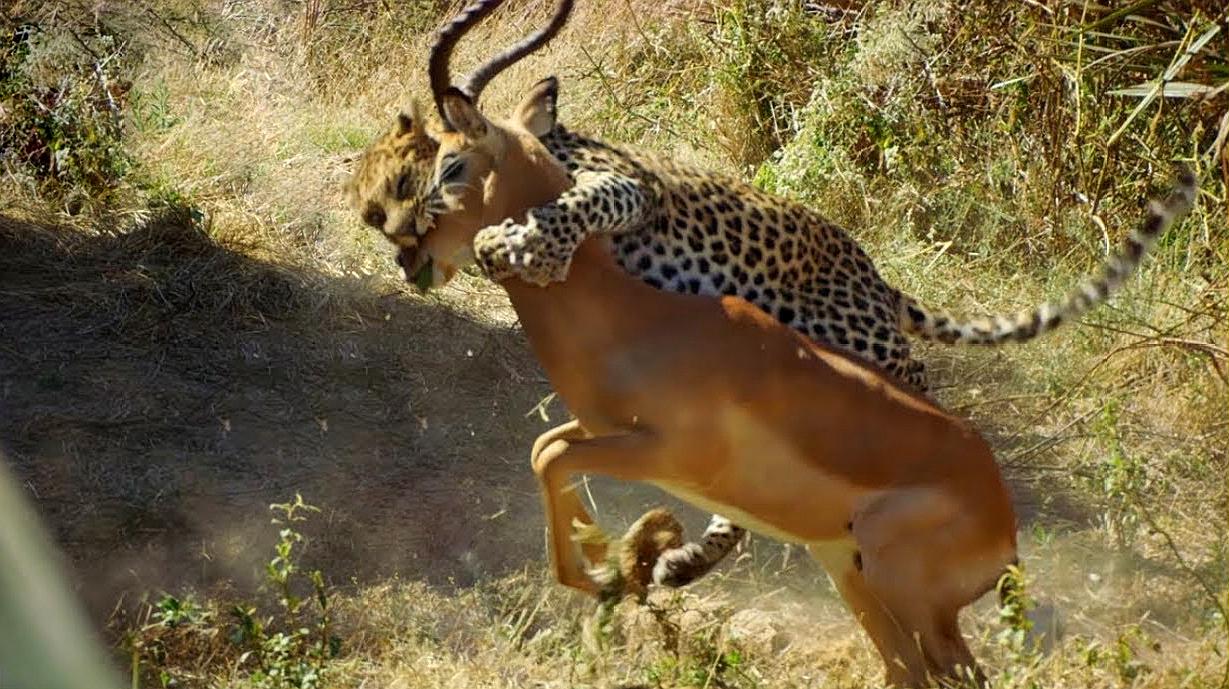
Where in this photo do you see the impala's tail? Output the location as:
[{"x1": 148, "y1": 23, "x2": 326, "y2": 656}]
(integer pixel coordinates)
[{"x1": 898, "y1": 167, "x2": 1196, "y2": 345}]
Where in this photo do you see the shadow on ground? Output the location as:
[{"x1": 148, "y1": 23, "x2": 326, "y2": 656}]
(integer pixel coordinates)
[{"x1": 0, "y1": 208, "x2": 581, "y2": 620}]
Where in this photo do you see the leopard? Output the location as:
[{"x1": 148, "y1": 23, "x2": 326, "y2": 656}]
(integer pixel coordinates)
[{"x1": 346, "y1": 0, "x2": 1194, "y2": 592}]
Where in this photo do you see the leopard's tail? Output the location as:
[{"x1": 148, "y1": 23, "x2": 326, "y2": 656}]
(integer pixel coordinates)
[{"x1": 898, "y1": 167, "x2": 1196, "y2": 346}]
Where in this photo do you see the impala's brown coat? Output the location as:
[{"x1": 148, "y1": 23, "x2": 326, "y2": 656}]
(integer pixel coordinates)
[{"x1": 400, "y1": 83, "x2": 1019, "y2": 687}]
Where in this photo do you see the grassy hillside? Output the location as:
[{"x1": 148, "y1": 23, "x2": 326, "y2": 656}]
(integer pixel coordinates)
[{"x1": 1, "y1": 1, "x2": 1226, "y2": 687}]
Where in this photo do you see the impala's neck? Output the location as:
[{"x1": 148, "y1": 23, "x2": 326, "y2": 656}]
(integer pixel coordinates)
[
  {"x1": 481, "y1": 133, "x2": 652, "y2": 387},
  {"x1": 482, "y1": 129, "x2": 648, "y2": 327},
  {"x1": 500, "y1": 235, "x2": 650, "y2": 358},
  {"x1": 481, "y1": 130, "x2": 572, "y2": 225}
]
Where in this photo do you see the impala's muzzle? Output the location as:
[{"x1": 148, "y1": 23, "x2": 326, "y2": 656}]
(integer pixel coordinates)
[{"x1": 396, "y1": 247, "x2": 435, "y2": 292}]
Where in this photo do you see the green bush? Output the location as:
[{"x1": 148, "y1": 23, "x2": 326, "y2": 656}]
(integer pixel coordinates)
[{"x1": 1, "y1": 19, "x2": 134, "y2": 208}]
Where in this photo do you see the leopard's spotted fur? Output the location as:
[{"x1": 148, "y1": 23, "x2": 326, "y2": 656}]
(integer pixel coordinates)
[{"x1": 539, "y1": 126, "x2": 927, "y2": 388}]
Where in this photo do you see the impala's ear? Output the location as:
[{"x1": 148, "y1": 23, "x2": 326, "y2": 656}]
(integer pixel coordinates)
[
  {"x1": 514, "y1": 76, "x2": 559, "y2": 137},
  {"x1": 440, "y1": 87, "x2": 488, "y2": 139}
]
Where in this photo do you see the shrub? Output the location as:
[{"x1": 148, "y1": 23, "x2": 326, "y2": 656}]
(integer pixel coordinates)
[{"x1": 0, "y1": 18, "x2": 134, "y2": 209}]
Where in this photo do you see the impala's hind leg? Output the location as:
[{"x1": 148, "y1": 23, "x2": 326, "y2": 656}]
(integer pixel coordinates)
[
  {"x1": 851, "y1": 489, "x2": 1007, "y2": 686},
  {"x1": 927, "y1": 607, "x2": 982, "y2": 685},
  {"x1": 808, "y1": 543, "x2": 923, "y2": 687},
  {"x1": 870, "y1": 578, "x2": 981, "y2": 687},
  {"x1": 532, "y1": 430, "x2": 663, "y2": 595}
]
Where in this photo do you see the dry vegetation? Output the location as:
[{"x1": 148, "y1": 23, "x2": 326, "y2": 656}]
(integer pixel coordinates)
[{"x1": 1, "y1": 1, "x2": 1226, "y2": 687}]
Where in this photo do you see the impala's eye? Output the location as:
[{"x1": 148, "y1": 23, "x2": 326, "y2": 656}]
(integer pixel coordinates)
[
  {"x1": 363, "y1": 205, "x2": 386, "y2": 229},
  {"x1": 395, "y1": 172, "x2": 414, "y2": 200},
  {"x1": 437, "y1": 154, "x2": 464, "y2": 183}
]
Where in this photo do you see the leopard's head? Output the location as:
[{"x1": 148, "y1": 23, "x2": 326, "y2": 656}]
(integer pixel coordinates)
[
  {"x1": 345, "y1": 0, "x2": 572, "y2": 290},
  {"x1": 345, "y1": 101, "x2": 448, "y2": 289}
]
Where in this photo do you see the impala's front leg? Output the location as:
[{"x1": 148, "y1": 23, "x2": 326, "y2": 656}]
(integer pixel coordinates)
[
  {"x1": 529, "y1": 420, "x2": 610, "y2": 568},
  {"x1": 531, "y1": 429, "x2": 663, "y2": 595},
  {"x1": 473, "y1": 170, "x2": 652, "y2": 286}
]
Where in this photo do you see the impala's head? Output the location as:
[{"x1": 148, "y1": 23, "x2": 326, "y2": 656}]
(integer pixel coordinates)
[
  {"x1": 408, "y1": 77, "x2": 569, "y2": 286},
  {"x1": 345, "y1": 0, "x2": 572, "y2": 290}
]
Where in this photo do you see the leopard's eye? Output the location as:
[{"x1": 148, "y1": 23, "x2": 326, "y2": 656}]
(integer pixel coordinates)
[
  {"x1": 395, "y1": 172, "x2": 414, "y2": 201},
  {"x1": 363, "y1": 205, "x2": 387, "y2": 229}
]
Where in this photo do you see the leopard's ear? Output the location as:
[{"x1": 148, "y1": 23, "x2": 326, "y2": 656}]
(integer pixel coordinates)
[
  {"x1": 396, "y1": 111, "x2": 414, "y2": 134},
  {"x1": 397, "y1": 100, "x2": 425, "y2": 136}
]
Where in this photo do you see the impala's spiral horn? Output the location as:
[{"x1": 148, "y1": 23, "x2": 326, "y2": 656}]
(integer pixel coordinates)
[
  {"x1": 460, "y1": 0, "x2": 575, "y2": 102},
  {"x1": 427, "y1": 0, "x2": 505, "y2": 128}
]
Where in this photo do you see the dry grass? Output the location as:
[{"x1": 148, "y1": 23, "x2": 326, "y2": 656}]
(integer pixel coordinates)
[{"x1": 1, "y1": 1, "x2": 1226, "y2": 687}]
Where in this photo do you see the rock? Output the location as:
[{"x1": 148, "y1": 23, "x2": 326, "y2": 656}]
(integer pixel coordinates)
[{"x1": 724, "y1": 608, "x2": 791, "y2": 656}]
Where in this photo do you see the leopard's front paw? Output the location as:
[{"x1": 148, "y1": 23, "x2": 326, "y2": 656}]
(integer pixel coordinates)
[
  {"x1": 536, "y1": 251, "x2": 573, "y2": 285},
  {"x1": 474, "y1": 214, "x2": 574, "y2": 285},
  {"x1": 504, "y1": 208, "x2": 575, "y2": 286},
  {"x1": 472, "y1": 222, "x2": 519, "y2": 281}
]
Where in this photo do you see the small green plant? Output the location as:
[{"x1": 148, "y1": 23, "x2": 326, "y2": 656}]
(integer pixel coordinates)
[
  {"x1": 152, "y1": 593, "x2": 212, "y2": 629},
  {"x1": 1080, "y1": 625, "x2": 1156, "y2": 683},
  {"x1": 1029, "y1": 522, "x2": 1055, "y2": 548},
  {"x1": 129, "y1": 79, "x2": 179, "y2": 133},
  {"x1": 123, "y1": 496, "x2": 339, "y2": 689},
  {"x1": 1089, "y1": 401, "x2": 1147, "y2": 548},
  {"x1": 229, "y1": 494, "x2": 338, "y2": 689},
  {"x1": 643, "y1": 622, "x2": 755, "y2": 689},
  {"x1": 122, "y1": 591, "x2": 215, "y2": 689},
  {"x1": 995, "y1": 564, "x2": 1041, "y2": 670}
]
